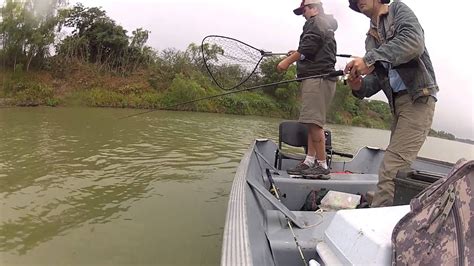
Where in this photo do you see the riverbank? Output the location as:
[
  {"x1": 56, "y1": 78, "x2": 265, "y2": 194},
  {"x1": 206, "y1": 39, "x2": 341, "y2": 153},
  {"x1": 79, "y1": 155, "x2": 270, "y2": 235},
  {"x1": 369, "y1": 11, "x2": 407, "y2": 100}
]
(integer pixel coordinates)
[
  {"x1": 0, "y1": 67, "x2": 293, "y2": 117},
  {"x1": 0, "y1": 65, "x2": 390, "y2": 125},
  {"x1": 1, "y1": 66, "x2": 471, "y2": 144}
]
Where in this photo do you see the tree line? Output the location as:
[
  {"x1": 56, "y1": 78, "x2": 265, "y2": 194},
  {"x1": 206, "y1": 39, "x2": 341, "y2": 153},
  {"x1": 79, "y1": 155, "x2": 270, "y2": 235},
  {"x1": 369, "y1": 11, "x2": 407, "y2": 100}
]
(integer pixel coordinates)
[{"x1": 0, "y1": 0, "x2": 153, "y2": 73}]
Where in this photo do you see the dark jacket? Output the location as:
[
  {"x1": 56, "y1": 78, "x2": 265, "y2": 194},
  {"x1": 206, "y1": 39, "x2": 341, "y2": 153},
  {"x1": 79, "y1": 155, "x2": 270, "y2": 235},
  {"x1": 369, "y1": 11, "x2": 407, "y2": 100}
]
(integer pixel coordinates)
[
  {"x1": 353, "y1": 1, "x2": 438, "y2": 111},
  {"x1": 296, "y1": 14, "x2": 338, "y2": 78}
]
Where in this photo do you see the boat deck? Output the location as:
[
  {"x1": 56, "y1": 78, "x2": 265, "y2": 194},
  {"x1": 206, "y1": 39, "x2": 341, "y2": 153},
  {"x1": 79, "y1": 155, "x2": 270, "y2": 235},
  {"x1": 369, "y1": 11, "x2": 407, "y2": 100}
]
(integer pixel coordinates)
[
  {"x1": 266, "y1": 210, "x2": 336, "y2": 265},
  {"x1": 270, "y1": 172, "x2": 378, "y2": 212},
  {"x1": 221, "y1": 139, "x2": 454, "y2": 266}
]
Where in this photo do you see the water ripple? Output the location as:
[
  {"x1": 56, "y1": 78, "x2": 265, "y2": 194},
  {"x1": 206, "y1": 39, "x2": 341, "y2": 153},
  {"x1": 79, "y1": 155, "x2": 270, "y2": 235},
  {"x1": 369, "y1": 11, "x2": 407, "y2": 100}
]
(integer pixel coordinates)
[{"x1": 0, "y1": 109, "x2": 281, "y2": 256}]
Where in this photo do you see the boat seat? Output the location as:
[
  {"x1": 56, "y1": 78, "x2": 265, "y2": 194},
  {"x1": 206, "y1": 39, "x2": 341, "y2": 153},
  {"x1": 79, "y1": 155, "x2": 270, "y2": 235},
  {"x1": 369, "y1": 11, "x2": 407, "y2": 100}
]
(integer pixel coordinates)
[
  {"x1": 270, "y1": 173, "x2": 378, "y2": 210},
  {"x1": 274, "y1": 121, "x2": 333, "y2": 170}
]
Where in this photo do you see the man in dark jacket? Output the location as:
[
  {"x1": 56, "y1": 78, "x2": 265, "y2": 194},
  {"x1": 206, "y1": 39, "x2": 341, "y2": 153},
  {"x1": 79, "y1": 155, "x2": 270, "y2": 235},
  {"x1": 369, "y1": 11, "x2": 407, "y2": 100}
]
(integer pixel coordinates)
[
  {"x1": 344, "y1": 0, "x2": 438, "y2": 207},
  {"x1": 277, "y1": 0, "x2": 338, "y2": 178}
]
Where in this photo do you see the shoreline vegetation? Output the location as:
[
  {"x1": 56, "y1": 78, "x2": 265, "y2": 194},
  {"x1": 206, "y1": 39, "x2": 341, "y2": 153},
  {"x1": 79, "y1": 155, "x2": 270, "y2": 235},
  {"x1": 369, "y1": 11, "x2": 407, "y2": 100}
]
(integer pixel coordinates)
[{"x1": 1, "y1": 1, "x2": 471, "y2": 144}]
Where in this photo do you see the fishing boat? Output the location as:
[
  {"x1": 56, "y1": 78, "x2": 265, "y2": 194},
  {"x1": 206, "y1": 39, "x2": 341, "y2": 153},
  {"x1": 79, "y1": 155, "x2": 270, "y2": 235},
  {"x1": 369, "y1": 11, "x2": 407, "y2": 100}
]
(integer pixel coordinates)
[{"x1": 220, "y1": 127, "x2": 455, "y2": 266}]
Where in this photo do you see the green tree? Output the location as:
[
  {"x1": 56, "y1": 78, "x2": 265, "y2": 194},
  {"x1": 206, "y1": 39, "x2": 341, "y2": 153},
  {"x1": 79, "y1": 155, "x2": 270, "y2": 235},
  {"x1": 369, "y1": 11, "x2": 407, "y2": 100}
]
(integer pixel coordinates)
[
  {"x1": 429, "y1": 129, "x2": 456, "y2": 140},
  {"x1": 0, "y1": 0, "x2": 65, "y2": 71},
  {"x1": 130, "y1": 28, "x2": 149, "y2": 50},
  {"x1": 0, "y1": 0, "x2": 25, "y2": 69},
  {"x1": 59, "y1": 4, "x2": 128, "y2": 64},
  {"x1": 59, "y1": 4, "x2": 106, "y2": 36},
  {"x1": 57, "y1": 3, "x2": 156, "y2": 73},
  {"x1": 126, "y1": 28, "x2": 154, "y2": 72},
  {"x1": 367, "y1": 100, "x2": 391, "y2": 122},
  {"x1": 185, "y1": 42, "x2": 221, "y2": 74},
  {"x1": 258, "y1": 57, "x2": 297, "y2": 95}
]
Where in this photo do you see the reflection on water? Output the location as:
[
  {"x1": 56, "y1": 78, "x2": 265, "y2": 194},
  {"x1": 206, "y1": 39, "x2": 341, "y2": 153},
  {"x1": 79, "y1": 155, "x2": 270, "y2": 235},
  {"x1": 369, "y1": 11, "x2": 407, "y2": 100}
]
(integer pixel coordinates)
[{"x1": 0, "y1": 107, "x2": 472, "y2": 265}]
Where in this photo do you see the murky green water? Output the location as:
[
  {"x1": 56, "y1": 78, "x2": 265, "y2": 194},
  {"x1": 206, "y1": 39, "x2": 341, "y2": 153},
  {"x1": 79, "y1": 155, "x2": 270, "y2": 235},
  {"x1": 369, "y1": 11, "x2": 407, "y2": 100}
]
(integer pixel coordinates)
[{"x1": 1, "y1": 107, "x2": 472, "y2": 265}]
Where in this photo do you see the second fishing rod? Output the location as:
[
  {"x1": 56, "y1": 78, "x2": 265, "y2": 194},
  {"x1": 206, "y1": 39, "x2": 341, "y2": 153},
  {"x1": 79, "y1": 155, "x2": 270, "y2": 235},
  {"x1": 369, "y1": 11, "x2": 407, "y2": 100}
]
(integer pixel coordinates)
[
  {"x1": 121, "y1": 35, "x2": 351, "y2": 119},
  {"x1": 120, "y1": 70, "x2": 344, "y2": 119}
]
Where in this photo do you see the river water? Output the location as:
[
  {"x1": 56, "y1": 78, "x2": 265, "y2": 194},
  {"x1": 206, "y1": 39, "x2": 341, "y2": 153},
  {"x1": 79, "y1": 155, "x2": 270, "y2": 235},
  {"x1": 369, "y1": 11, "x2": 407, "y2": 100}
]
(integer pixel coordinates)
[{"x1": 1, "y1": 107, "x2": 472, "y2": 265}]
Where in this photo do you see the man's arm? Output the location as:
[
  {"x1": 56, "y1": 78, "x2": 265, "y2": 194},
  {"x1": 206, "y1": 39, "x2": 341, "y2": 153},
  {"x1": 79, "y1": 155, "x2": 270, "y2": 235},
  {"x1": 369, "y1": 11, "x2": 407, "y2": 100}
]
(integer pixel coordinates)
[
  {"x1": 297, "y1": 19, "x2": 325, "y2": 60},
  {"x1": 278, "y1": 19, "x2": 324, "y2": 72},
  {"x1": 363, "y1": 2, "x2": 425, "y2": 67},
  {"x1": 277, "y1": 51, "x2": 301, "y2": 72},
  {"x1": 351, "y1": 73, "x2": 382, "y2": 99}
]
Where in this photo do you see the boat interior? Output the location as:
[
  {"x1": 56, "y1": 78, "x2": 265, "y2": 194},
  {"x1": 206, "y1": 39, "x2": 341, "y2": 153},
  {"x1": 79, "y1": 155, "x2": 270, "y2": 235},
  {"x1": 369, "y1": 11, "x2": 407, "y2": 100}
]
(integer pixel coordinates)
[{"x1": 242, "y1": 122, "x2": 454, "y2": 265}]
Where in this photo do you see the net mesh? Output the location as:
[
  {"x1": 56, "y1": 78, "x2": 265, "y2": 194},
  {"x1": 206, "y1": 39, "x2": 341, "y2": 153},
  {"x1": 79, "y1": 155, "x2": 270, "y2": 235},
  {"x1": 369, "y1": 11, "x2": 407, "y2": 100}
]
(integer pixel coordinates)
[{"x1": 202, "y1": 35, "x2": 264, "y2": 90}]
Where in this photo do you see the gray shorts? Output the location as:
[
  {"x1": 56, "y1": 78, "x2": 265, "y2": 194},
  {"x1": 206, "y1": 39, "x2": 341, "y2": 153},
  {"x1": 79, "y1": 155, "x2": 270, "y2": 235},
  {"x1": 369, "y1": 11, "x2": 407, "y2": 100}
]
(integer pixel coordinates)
[{"x1": 298, "y1": 78, "x2": 336, "y2": 128}]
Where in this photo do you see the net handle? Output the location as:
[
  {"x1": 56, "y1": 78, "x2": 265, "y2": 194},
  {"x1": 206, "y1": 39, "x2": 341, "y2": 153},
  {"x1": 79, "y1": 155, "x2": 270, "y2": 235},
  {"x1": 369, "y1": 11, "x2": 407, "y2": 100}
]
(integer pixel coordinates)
[
  {"x1": 202, "y1": 35, "x2": 273, "y2": 90},
  {"x1": 201, "y1": 35, "x2": 354, "y2": 90}
]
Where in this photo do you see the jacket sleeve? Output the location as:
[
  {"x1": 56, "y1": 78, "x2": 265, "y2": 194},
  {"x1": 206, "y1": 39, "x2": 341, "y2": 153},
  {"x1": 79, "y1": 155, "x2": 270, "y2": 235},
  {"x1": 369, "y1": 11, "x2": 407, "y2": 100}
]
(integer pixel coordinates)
[
  {"x1": 352, "y1": 73, "x2": 382, "y2": 99},
  {"x1": 297, "y1": 20, "x2": 324, "y2": 58},
  {"x1": 363, "y1": 2, "x2": 425, "y2": 67}
]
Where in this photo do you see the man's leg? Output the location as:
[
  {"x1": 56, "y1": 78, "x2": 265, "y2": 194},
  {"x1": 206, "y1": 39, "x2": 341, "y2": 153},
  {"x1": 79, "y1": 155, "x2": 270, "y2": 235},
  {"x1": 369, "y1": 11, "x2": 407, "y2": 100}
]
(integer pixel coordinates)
[
  {"x1": 305, "y1": 124, "x2": 325, "y2": 159},
  {"x1": 286, "y1": 79, "x2": 320, "y2": 174},
  {"x1": 301, "y1": 124, "x2": 330, "y2": 177},
  {"x1": 308, "y1": 124, "x2": 326, "y2": 163},
  {"x1": 372, "y1": 95, "x2": 435, "y2": 207},
  {"x1": 291, "y1": 78, "x2": 334, "y2": 175},
  {"x1": 296, "y1": 79, "x2": 323, "y2": 170},
  {"x1": 302, "y1": 130, "x2": 317, "y2": 167}
]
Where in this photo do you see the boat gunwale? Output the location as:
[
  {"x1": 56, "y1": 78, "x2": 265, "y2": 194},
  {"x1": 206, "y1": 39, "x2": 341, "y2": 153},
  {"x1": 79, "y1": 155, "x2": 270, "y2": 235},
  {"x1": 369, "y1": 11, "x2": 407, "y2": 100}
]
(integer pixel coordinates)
[{"x1": 220, "y1": 140, "x2": 256, "y2": 266}]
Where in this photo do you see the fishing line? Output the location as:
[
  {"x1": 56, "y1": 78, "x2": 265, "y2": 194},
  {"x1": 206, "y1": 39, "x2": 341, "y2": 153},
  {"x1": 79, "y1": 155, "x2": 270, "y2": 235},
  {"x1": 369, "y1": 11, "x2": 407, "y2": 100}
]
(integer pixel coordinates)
[
  {"x1": 119, "y1": 70, "x2": 344, "y2": 119},
  {"x1": 265, "y1": 168, "x2": 308, "y2": 266}
]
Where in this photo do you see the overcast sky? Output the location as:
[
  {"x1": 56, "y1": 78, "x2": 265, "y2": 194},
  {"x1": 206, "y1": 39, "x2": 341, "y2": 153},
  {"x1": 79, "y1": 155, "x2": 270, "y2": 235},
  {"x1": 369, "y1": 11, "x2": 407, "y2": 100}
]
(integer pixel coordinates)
[{"x1": 10, "y1": 0, "x2": 474, "y2": 138}]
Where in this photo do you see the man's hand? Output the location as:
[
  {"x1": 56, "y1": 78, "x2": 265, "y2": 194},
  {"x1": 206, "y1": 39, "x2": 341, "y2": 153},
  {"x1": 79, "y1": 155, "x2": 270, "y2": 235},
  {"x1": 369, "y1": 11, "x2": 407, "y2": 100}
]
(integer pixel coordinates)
[
  {"x1": 344, "y1": 57, "x2": 374, "y2": 78},
  {"x1": 344, "y1": 57, "x2": 374, "y2": 91},
  {"x1": 346, "y1": 75, "x2": 363, "y2": 91}
]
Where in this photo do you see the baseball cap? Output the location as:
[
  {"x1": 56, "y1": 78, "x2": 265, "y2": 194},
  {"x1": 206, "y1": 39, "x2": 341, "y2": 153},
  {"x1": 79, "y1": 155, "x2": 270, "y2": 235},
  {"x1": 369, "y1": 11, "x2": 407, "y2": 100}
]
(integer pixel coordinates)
[
  {"x1": 349, "y1": 0, "x2": 390, "y2": 12},
  {"x1": 293, "y1": 0, "x2": 322, "y2": 15}
]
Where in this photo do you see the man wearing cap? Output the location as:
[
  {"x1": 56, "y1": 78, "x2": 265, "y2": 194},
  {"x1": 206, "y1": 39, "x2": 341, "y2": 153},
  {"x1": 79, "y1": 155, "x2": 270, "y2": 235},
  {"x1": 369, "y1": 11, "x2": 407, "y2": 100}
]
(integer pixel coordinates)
[
  {"x1": 344, "y1": 0, "x2": 438, "y2": 207},
  {"x1": 277, "y1": 0, "x2": 338, "y2": 178}
]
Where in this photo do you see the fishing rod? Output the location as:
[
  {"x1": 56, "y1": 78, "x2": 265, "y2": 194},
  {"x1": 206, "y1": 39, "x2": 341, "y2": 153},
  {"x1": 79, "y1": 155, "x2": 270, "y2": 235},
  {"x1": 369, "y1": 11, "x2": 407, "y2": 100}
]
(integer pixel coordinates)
[
  {"x1": 119, "y1": 70, "x2": 344, "y2": 119},
  {"x1": 265, "y1": 168, "x2": 308, "y2": 266}
]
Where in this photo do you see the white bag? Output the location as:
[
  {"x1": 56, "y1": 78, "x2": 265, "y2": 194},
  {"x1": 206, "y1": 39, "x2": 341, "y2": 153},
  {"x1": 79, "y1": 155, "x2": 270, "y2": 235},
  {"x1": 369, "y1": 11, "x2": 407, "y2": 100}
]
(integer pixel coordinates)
[{"x1": 320, "y1": 191, "x2": 361, "y2": 211}]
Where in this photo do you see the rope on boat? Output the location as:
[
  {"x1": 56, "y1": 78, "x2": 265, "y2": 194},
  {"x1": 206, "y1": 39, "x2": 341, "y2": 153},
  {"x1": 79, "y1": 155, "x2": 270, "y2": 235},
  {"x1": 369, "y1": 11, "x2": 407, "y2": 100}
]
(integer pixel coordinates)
[
  {"x1": 265, "y1": 168, "x2": 308, "y2": 266},
  {"x1": 305, "y1": 209, "x2": 325, "y2": 229}
]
